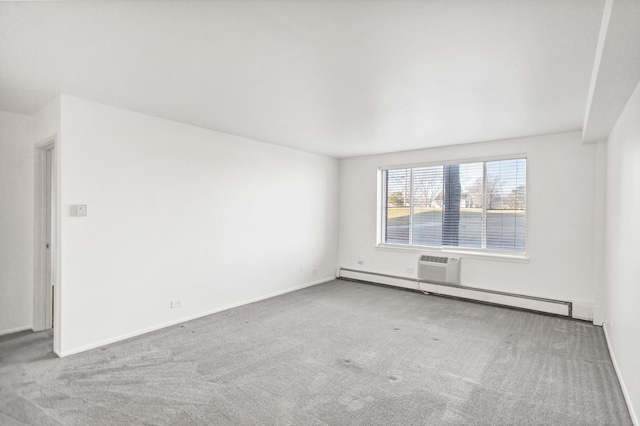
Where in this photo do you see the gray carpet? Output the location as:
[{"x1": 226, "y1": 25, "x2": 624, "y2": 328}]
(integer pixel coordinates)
[{"x1": 0, "y1": 280, "x2": 632, "y2": 425}]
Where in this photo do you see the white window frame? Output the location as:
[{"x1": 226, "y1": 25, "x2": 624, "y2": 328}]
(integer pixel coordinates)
[{"x1": 377, "y1": 154, "x2": 528, "y2": 261}]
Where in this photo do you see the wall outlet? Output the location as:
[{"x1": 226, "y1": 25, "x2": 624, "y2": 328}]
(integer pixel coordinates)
[
  {"x1": 70, "y1": 204, "x2": 87, "y2": 217},
  {"x1": 357, "y1": 260, "x2": 364, "y2": 265},
  {"x1": 170, "y1": 299, "x2": 182, "y2": 309},
  {"x1": 406, "y1": 268, "x2": 414, "y2": 273},
  {"x1": 311, "y1": 269, "x2": 318, "y2": 275}
]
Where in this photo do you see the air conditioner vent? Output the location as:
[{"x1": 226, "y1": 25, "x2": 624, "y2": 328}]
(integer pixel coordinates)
[{"x1": 419, "y1": 255, "x2": 449, "y2": 264}]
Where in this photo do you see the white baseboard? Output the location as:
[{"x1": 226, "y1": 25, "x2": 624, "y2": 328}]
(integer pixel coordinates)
[
  {"x1": 58, "y1": 277, "x2": 334, "y2": 357},
  {"x1": 340, "y1": 269, "x2": 420, "y2": 292},
  {"x1": 338, "y1": 268, "x2": 571, "y2": 317},
  {"x1": 0, "y1": 325, "x2": 33, "y2": 337},
  {"x1": 592, "y1": 305, "x2": 605, "y2": 326},
  {"x1": 572, "y1": 301, "x2": 594, "y2": 321},
  {"x1": 602, "y1": 323, "x2": 638, "y2": 426}
]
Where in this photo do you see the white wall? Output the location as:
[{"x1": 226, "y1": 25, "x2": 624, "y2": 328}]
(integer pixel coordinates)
[
  {"x1": 0, "y1": 110, "x2": 34, "y2": 335},
  {"x1": 33, "y1": 97, "x2": 62, "y2": 353},
  {"x1": 603, "y1": 80, "x2": 640, "y2": 425},
  {"x1": 57, "y1": 96, "x2": 339, "y2": 355},
  {"x1": 34, "y1": 97, "x2": 61, "y2": 145},
  {"x1": 0, "y1": 98, "x2": 60, "y2": 337},
  {"x1": 339, "y1": 132, "x2": 598, "y2": 314}
]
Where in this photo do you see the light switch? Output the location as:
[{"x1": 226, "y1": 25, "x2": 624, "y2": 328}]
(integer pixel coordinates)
[{"x1": 71, "y1": 205, "x2": 87, "y2": 217}]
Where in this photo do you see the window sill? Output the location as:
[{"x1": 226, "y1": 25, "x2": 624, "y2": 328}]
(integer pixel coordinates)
[{"x1": 375, "y1": 244, "x2": 530, "y2": 263}]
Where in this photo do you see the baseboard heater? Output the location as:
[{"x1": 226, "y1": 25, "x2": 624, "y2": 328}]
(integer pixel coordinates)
[{"x1": 337, "y1": 267, "x2": 572, "y2": 317}]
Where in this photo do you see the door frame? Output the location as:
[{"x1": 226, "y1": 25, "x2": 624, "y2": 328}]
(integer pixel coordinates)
[{"x1": 34, "y1": 136, "x2": 61, "y2": 355}]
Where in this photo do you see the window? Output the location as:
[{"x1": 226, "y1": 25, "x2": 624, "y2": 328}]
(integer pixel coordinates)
[{"x1": 380, "y1": 158, "x2": 526, "y2": 252}]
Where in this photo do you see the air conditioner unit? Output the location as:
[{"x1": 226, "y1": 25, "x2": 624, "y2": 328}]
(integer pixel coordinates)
[{"x1": 418, "y1": 255, "x2": 460, "y2": 284}]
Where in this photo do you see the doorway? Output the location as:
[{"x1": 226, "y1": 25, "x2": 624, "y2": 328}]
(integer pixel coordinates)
[{"x1": 34, "y1": 139, "x2": 59, "y2": 353}]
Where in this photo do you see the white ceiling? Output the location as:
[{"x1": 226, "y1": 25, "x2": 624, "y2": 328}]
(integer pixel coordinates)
[
  {"x1": 582, "y1": 0, "x2": 640, "y2": 144},
  {"x1": 0, "y1": 1, "x2": 606, "y2": 158}
]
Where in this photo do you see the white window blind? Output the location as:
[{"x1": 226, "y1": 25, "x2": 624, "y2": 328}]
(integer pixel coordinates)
[
  {"x1": 485, "y1": 159, "x2": 526, "y2": 251},
  {"x1": 381, "y1": 158, "x2": 526, "y2": 252}
]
